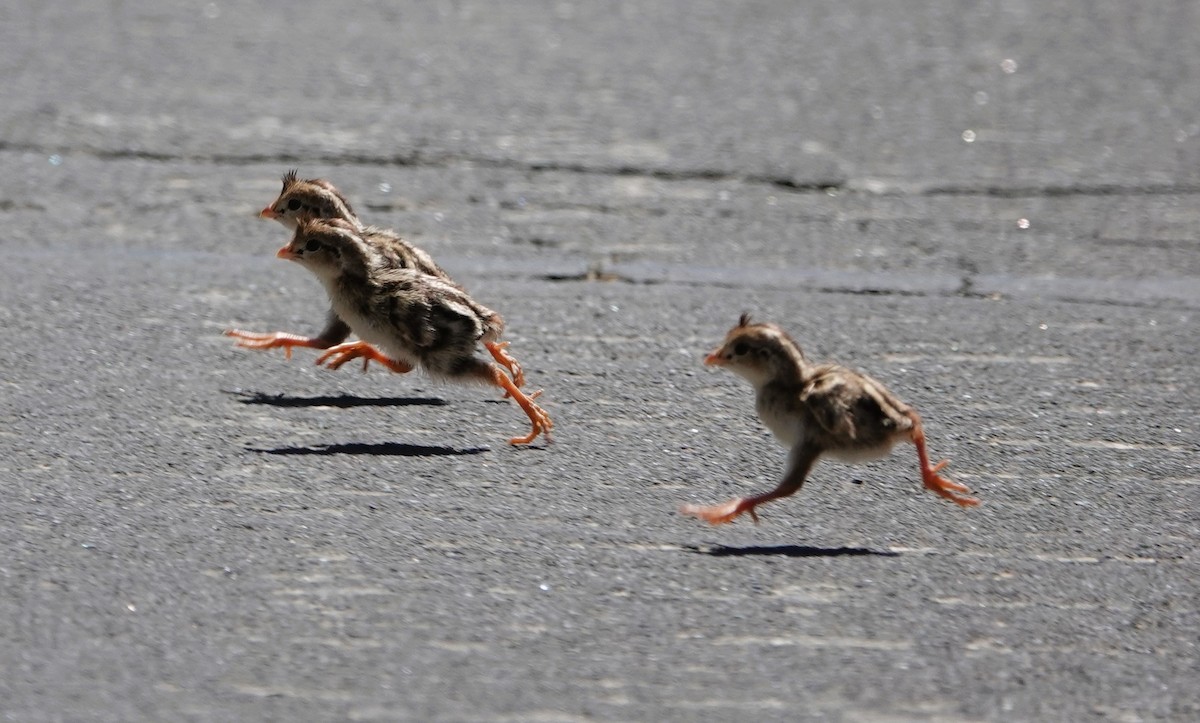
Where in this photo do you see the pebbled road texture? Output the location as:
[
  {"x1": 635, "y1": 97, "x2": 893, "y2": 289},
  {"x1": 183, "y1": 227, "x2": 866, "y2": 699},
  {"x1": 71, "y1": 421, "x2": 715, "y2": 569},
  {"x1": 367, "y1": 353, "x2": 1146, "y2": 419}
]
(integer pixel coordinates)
[{"x1": 1, "y1": 2, "x2": 1197, "y2": 721}]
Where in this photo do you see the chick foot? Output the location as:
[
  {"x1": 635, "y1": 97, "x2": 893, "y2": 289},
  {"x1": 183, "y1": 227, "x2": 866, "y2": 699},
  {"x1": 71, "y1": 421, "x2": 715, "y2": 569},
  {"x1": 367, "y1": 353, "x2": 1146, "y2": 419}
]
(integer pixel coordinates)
[
  {"x1": 226, "y1": 329, "x2": 332, "y2": 360},
  {"x1": 679, "y1": 498, "x2": 762, "y2": 525},
  {"x1": 921, "y1": 460, "x2": 980, "y2": 507},
  {"x1": 489, "y1": 366, "x2": 552, "y2": 445},
  {"x1": 316, "y1": 342, "x2": 414, "y2": 374}
]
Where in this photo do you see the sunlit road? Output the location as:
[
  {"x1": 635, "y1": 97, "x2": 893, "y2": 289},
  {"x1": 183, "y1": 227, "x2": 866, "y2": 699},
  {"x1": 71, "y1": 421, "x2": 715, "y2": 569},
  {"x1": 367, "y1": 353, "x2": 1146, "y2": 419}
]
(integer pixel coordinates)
[{"x1": 2, "y1": 2, "x2": 1198, "y2": 720}]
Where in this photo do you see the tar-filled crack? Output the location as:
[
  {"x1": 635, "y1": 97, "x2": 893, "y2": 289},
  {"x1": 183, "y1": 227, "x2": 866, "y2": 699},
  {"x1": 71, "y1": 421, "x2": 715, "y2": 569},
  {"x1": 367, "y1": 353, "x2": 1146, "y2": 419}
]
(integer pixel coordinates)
[
  {"x1": 920, "y1": 182, "x2": 1200, "y2": 198},
  {"x1": 6, "y1": 140, "x2": 1196, "y2": 198},
  {"x1": 538, "y1": 270, "x2": 644, "y2": 284},
  {"x1": 530, "y1": 271, "x2": 1196, "y2": 311}
]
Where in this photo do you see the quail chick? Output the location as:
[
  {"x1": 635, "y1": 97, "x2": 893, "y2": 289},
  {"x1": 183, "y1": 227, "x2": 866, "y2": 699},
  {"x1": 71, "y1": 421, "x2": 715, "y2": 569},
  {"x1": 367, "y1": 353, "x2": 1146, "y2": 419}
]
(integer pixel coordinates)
[
  {"x1": 227, "y1": 171, "x2": 525, "y2": 385},
  {"x1": 274, "y1": 217, "x2": 552, "y2": 445},
  {"x1": 681, "y1": 314, "x2": 978, "y2": 525}
]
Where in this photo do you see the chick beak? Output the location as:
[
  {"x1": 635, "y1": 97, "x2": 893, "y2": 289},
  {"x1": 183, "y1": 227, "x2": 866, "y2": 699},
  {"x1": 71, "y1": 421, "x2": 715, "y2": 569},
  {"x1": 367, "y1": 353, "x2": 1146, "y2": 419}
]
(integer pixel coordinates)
[
  {"x1": 260, "y1": 206, "x2": 278, "y2": 219},
  {"x1": 276, "y1": 245, "x2": 296, "y2": 260},
  {"x1": 703, "y1": 349, "x2": 726, "y2": 366}
]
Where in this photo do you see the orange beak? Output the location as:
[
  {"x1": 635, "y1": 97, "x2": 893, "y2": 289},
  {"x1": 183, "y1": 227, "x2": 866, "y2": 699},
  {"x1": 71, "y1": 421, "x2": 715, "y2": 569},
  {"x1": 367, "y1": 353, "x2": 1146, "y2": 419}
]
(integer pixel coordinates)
[
  {"x1": 260, "y1": 206, "x2": 278, "y2": 219},
  {"x1": 276, "y1": 244, "x2": 296, "y2": 260},
  {"x1": 704, "y1": 350, "x2": 725, "y2": 366}
]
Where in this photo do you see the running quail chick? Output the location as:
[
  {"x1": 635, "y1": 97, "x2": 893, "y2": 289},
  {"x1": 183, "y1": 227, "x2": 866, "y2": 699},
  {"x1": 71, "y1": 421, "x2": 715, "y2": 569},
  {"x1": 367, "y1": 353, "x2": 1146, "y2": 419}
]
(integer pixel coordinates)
[
  {"x1": 227, "y1": 171, "x2": 525, "y2": 385},
  {"x1": 681, "y1": 314, "x2": 978, "y2": 525},
  {"x1": 274, "y1": 217, "x2": 552, "y2": 445}
]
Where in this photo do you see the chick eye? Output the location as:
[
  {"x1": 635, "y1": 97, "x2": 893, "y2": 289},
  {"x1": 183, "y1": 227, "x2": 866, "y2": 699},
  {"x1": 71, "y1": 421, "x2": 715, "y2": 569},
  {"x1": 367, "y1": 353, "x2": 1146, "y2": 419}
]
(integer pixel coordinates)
[
  {"x1": 304, "y1": 239, "x2": 321, "y2": 253},
  {"x1": 733, "y1": 342, "x2": 749, "y2": 356},
  {"x1": 287, "y1": 199, "x2": 302, "y2": 211}
]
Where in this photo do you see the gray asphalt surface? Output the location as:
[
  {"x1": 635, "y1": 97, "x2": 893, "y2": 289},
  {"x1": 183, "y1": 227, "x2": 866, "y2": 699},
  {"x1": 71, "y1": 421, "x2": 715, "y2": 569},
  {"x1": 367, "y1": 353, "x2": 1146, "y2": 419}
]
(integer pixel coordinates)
[{"x1": 2, "y1": 2, "x2": 1198, "y2": 721}]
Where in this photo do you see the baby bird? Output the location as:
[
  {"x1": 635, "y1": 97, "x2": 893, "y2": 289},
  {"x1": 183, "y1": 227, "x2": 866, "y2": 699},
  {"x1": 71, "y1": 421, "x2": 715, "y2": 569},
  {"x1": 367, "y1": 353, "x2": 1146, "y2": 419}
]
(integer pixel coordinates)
[
  {"x1": 226, "y1": 171, "x2": 525, "y2": 385},
  {"x1": 274, "y1": 217, "x2": 552, "y2": 446},
  {"x1": 681, "y1": 314, "x2": 978, "y2": 525}
]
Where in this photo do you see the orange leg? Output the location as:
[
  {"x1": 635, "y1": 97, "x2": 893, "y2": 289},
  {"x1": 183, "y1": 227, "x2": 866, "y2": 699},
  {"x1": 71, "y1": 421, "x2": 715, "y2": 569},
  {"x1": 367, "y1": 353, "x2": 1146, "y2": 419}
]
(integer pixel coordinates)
[
  {"x1": 485, "y1": 341, "x2": 525, "y2": 390},
  {"x1": 225, "y1": 330, "x2": 334, "y2": 360},
  {"x1": 910, "y1": 418, "x2": 979, "y2": 507},
  {"x1": 681, "y1": 448, "x2": 816, "y2": 525},
  {"x1": 488, "y1": 366, "x2": 552, "y2": 446},
  {"x1": 680, "y1": 496, "x2": 768, "y2": 526},
  {"x1": 315, "y1": 342, "x2": 414, "y2": 374}
]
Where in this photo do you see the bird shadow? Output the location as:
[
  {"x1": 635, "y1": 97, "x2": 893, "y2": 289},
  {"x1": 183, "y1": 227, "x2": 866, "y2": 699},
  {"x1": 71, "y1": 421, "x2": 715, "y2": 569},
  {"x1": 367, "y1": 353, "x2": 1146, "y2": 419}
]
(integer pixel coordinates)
[
  {"x1": 224, "y1": 389, "x2": 447, "y2": 408},
  {"x1": 250, "y1": 442, "x2": 488, "y2": 457},
  {"x1": 685, "y1": 544, "x2": 899, "y2": 558}
]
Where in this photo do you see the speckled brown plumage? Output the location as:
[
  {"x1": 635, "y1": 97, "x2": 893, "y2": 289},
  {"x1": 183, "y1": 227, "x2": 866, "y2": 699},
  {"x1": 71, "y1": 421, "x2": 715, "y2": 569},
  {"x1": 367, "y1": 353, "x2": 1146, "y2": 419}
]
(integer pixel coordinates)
[
  {"x1": 681, "y1": 314, "x2": 978, "y2": 525},
  {"x1": 272, "y1": 217, "x2": 551, "y2": 446},
  {"x1": 226, "y1": 171, "x2": 525, "y2": 385}
]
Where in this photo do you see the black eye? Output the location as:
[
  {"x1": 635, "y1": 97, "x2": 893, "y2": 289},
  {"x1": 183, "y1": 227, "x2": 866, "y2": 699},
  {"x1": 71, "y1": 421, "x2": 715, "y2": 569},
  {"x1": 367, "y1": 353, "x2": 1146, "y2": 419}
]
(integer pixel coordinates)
[
  {"x1": 287, "y1": 199, "x2": 302, "y2": 211},
  {"x1": 733, "y1": 342, "x2": 749, "y2": 356},
  {"x1": 304, "y1": 239, "x2": 321, "y2": 253}
]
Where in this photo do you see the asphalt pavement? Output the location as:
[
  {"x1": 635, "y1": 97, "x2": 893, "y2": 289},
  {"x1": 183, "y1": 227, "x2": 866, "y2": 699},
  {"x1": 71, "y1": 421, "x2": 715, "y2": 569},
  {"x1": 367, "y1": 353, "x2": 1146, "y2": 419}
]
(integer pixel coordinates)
[{"x1": 1, "y1": 2, "x2": 1198, "y2": 721}]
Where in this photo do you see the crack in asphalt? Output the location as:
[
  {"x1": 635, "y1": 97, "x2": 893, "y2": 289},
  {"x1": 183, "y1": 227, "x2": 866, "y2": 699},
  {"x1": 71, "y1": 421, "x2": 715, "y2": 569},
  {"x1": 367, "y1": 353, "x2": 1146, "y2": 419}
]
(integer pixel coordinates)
[
  {"x1": 5, "y1": 140, "x2": 1199, "y2": 198},
  {"x1": 5, "y1": 141, "x2": 1193, "y2": 309}
]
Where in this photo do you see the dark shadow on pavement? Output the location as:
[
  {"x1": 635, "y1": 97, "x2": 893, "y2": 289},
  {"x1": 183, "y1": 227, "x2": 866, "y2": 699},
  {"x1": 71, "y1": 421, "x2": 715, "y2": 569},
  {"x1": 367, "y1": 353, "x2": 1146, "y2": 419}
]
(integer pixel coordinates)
[
  {"x1": 224, "y1": 389, "x2": 447, "y2": 408},
  {"x1": 250, "y1": 442, "x2": 487, "y2": 457},
  {"x1": 687, "y1": 544, "x2": 899, "y2": 558}
]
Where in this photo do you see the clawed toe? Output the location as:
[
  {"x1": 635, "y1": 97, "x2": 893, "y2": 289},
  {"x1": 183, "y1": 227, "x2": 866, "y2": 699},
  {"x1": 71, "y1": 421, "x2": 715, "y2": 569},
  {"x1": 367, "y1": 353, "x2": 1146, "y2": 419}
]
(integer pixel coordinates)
[
  {"x1": 923, "y1": 470, "x2": 980, "y2": 507},
  {"x1": 680, "y1": 498, "x2": 756, "y2": 525},
  {"x1": 508, "y1": 402, "x2": 553, "y2": 446},
  {"x1": 315, "y1": 343, "x2": 360, "y2": 370},
  {"x1": 225, "y1": 329, "x2": 322, "y2": 359},
  {"x1": 927, "y1": 460, "x2": 970, "y2": 492},
  {"x1": 316, "y1": 342, "x2": 413, "y2": 374}
]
